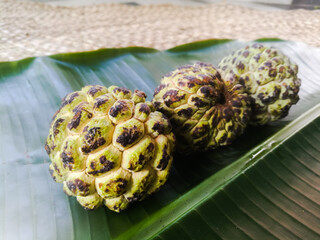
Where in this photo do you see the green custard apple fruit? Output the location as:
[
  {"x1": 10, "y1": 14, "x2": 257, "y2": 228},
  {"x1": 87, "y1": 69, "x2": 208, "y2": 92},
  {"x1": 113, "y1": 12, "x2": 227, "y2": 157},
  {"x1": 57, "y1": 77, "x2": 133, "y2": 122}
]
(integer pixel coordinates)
[
  {"x1": 152, "y1": 62, "x2": 251, "y2": 154},
  {"x1": 218, "y1": 43, "x2": 301, "y2": 125},
  {"x1": 45, "y1": 85, "x2": 175, "y2": 212}
]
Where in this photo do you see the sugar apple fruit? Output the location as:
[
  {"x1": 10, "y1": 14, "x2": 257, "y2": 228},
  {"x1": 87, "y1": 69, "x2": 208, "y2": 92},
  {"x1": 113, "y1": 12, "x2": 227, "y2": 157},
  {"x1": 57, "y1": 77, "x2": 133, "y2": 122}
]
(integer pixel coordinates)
[
  {"x1": 218, "y1": 43, "x2": 301, "y2": 125},
  {"x1": 45, "y1": 85, "x2": 175, "y2": 212},
  {"x1": 152, "y1": 62, "x2": 251, "y2": 154}
]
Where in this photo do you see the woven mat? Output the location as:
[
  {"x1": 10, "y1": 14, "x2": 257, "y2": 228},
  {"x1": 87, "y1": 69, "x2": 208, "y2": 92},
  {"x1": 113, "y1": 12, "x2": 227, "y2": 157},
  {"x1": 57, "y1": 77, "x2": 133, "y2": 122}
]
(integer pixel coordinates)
[{"x1": 1, "y1": 0, "x2": 320, "y2": 61}]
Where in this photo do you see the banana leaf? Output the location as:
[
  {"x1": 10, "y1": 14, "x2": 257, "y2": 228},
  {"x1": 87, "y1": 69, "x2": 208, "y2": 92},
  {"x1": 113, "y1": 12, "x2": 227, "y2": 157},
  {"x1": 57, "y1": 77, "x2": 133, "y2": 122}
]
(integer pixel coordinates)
[{"x1": 0, "y1": 39, "x2": 319, "y2": 240}]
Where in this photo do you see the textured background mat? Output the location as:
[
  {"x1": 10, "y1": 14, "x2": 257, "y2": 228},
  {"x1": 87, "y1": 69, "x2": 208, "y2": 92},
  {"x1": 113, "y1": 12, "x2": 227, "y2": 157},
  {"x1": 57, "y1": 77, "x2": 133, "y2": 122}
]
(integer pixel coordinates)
[{"x1": 1, "y1": 0, "x2": 320, "y2": 61}]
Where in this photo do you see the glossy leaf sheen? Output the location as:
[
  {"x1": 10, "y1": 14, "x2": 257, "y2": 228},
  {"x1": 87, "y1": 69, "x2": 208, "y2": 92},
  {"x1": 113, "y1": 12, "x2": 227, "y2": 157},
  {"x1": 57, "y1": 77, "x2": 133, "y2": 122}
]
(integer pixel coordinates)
[{"x1": 0, "y1": 39, "x2": 320, "y2": 240}]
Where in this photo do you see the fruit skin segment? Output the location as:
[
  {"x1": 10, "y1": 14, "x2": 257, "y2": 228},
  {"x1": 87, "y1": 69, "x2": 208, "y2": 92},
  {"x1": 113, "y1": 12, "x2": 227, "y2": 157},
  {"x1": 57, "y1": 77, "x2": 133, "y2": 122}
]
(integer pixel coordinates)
[
  {"x1": 152, "y1": 62, "x2": 251, "y2": 154},
  {"x1": 218, "y1": 43, "x2": 301, "y2": 125},
  {"x1": 45, "y1": 85, "x2": 175, "y2": 212}
]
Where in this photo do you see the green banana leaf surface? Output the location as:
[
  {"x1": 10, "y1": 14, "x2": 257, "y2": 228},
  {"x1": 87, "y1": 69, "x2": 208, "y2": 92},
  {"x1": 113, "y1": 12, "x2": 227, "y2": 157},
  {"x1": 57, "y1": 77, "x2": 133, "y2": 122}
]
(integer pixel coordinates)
[{"x1": 0, "y1": 39, "x2": 320, "y2": 240}]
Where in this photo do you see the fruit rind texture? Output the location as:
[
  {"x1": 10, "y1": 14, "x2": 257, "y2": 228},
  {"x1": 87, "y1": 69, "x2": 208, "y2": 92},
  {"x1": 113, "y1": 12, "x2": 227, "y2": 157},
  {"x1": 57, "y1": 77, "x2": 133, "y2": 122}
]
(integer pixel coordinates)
[
  {"x1": 45, "y1": 85, "x2": 175, "y2": 212},
  {"x1": 218, "y1": 43, "x2": 301, "y2": 125},
  {"x1": 152, "y1": 62, "x2": 251, "y2": 154}
]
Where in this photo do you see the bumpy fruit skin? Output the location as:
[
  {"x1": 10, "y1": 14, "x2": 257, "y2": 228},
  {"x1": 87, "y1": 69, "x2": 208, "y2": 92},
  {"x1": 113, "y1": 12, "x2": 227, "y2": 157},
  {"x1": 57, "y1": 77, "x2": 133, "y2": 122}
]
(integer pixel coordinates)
[
  {"x1": 218, "y1": 43, "x2": 301, "y2": 125},
  {"x1": 152, "y1": 62, "x2": 251, "y2": 154},
  {"x1": 45, "y1": 85, "x2": 175, "y2": 212}
]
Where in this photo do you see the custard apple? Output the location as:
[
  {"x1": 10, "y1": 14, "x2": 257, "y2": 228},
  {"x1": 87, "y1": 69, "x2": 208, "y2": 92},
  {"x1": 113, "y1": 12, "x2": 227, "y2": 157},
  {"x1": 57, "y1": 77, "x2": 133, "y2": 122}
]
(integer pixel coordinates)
[
  {"x1": 218, "y1": 43, "x2": 301, "y2": 125},
  {"x1": 45, "y1": 85, "x2": 175, "y2": 212},
  {"x1": 152, "y1": 62, "x2": 251, "y2": 154}
]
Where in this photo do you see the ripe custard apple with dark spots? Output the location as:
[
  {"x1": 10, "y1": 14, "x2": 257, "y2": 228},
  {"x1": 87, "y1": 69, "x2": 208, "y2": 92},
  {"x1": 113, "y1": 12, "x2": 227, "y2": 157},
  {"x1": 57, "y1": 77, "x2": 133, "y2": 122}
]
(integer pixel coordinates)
[
  {"x1": 218, "y1": 43, "x2": 301, "y2": 125},
  {"x1": 152, "y1": 62, "x2": 251, "y2": 154},
  {"x1": 45, "y1": 85, "x2": 175, "y2": 212}
]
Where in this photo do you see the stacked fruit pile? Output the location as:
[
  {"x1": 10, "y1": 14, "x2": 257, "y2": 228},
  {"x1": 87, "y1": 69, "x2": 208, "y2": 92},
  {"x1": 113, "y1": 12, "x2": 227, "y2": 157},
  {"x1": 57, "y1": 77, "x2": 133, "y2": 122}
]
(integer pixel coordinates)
[{"x1": 45, "y1": 43, "x2": 301, "y2": 212}]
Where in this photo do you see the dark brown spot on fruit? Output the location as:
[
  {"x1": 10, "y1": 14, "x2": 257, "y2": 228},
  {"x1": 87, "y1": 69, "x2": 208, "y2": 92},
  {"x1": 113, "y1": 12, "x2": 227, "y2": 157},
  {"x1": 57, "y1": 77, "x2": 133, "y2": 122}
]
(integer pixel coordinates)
[
  {"x1": 68, "y1": 111, "x2": 82, "y2": 130},
  {"x1": 152, "y1": 122, "x2": 165, "y2": 134},
  {"x1": 243, "y1": 51, "x2": 249, "y2": 57},
  {"x1": 126, "y1": 193, "x2": 143, "y2": 202},
  {"x1": 252, "y1": 43, "x2": 263, "y2": 49},
  {"x1": 239, "y1": 77, "x2": 245, "y2": 86},
  {"x1": 66, "y1": 179, "x2": 90, "y2": 193},
  {"x1": 192, "y1": 124, "x2": 209, "y2": 138},
  {"x1": 184, "y1": 76, "x2": 197, "y2": 88},
  {"x1": 279, "y1": 105, "x2": 290, "y2": 118},
  {"x1": 217, "y1": 132, "x2": 227, "y2": 144},
  {"x1": 191, "y1": 96, "x2": 208, "y2": 108},
  {"x1": 90, "y1": 161, "x2": 96, "y2": 170},
  {"x1": 153, "y1": 101, "x2": 160, "y2": 109},
  {"x1": 163, "y1": 90, "x2": 185, "y2": 107},
  {"x1": 116, "y1": 126, "x2": 141, "y2": 147},
  {"x1": 94, "y1": 98, "x2": 107, "y2": 109},
  {"x1": 236, "y1": 62, "x2": 245, "y2": 70},
  {"x1": 61, "y1": 152, "x2": 74, "y2": 169},
  {"x1": 268, "y1": 69, "x2": 277, "y2": 78},
  {"x1": 138, "y1": 154, "x2": 145, "y2": 164},
  {"x1": 279, "y1": 66, "x2": 285, "y2": 73},
  {"x1": 99, "y1": 156, "x2": 107, "y2": 164},
  {"x1": 227, "y1": 123, "x2": 234, "y2": 131},
  {"x1": 274, "y1": 58, "x2": 280, "y2": 63},
  {"x1": 265, "y1": 61, "x2": 272, "y2": 68},
  {"x1": 87, "y1": 86, "x2": 102, "y2": 96},
  {"x1": 163, "y1": 71, "x2": 173, "y2": 78},
  {"x1": 53, "y1": 163, "x2": 60, "y2": 173},
  {"x1": 61, "y1": 152, "x2": 74, "y2": 167},
  {"x1": 197, "y1": 62, "x2": 211, "y2": 67},
  {"x1": 53, "y1": 118, "x2": 65, "y2": 137},
  {"x1": 231, "y1": 99, "x2": 242, "y2": 108},
  {"x1": 51, "y1": 108, "x2": 62, "y2": 124},
  {"x1": 200, "y1": 86, "x2": 215, "y2": 98},
  {"x1": 177, "y1": 81, "x2": 186, "y2": 88},
  {"x1": 68, "y1": 106, "x2": 93, "y2": 130},
  {"x1": 177, "y1": 108, "x2": 193, "y2": 118},
  {"x1": 88, "y1": 156, "x2": 114, "y2": 175},
  {"x1": 138, "y1": 103, "x2": 150, "y2": 115},
  {"x1": 61, "y1": 92, "x2": 79, "y2": 108},
  {"x1": 147, "y1": 143, "x2": 155, "y2": 152},
  {"x1": 134, "y1": 89, "x2": 146, "y2": 99},
  {"x1": 85, "y1": 127, "x2": 101, "y2": 140},
  {"x1": 88, "y1": 165, "x2": 113, "y2": 175},
  {"x1": 253, "y1": 53, "x2": 261, "y2": 62},
  {"x1": 258, "y1": 87, "x2": 281, "y2": 104},
  {"x1": 113, "y1": 87, "x2": 131, "y2": 95},
  {"x1": 104, "y1": 179, "x2": 128, "y2": 194},
  {"x1": 44, "y1": 141, "x2": 51, "y2": 155},
  {"x1": 199, "y1": 74, "x2": 211, "y2": 83},
  {"x1": 178, "y1": 64, "x2": 192, "y2": 70},
  {"x1": 288, "y1": 68, "x2": 295, "y2": 75},
  {"x1": 109, "y1": 100, "x2": 129, "y2": 118},
  {"x1": 222, "y1": 108, "x2": 232, "y2": 121},
  {"x1": 82, "y1": 137, "x2": 106, "y2": 154},
  {"x1": 157, "y1": 144, "x2": 170, "y2": 170}
]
